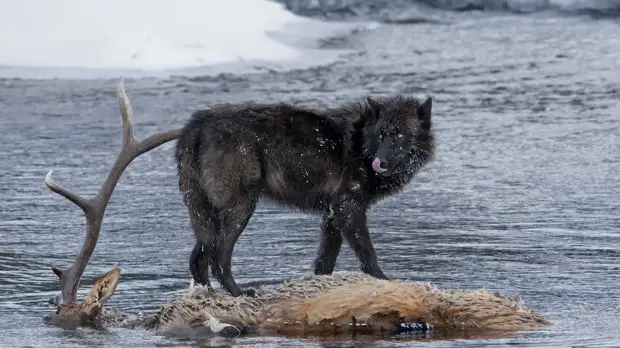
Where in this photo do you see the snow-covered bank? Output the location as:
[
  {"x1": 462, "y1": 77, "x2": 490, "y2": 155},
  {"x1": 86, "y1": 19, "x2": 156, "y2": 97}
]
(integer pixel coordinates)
[{"x1": 0, "y1": 0, "x2": 378, "y2": 79}]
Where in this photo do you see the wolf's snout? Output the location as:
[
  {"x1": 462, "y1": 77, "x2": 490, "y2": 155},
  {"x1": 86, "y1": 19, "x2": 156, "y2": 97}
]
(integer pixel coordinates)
[{"x1": 372, "y1": 158, "x2": 387, "y2": 173}]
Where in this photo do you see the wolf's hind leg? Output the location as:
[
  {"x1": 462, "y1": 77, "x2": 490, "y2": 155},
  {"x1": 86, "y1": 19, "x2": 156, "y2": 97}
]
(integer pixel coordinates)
[
  {"x1": 314, "y1": 213, "x2": 343, "y2": 275},
  {"x1": 189, "y1": 241, "x2": 214, "y2": 292},
  {"x1": 212, "y1": 193, "x2": 259, "y2": 297},
  {"x1": 185, "y1": 192, "x2": 218, "y2": 289}
]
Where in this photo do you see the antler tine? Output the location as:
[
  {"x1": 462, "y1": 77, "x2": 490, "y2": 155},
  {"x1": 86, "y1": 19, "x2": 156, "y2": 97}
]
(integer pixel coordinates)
[
  {"x1": 47, "y1": 77, "x2": 182, "y2": 305},
  {"x1": 118, "y1": 78, "x2": 135, "y2": 148},
  {"x1": 45, "y1": 170, "x2": 94, "y2": 217}
]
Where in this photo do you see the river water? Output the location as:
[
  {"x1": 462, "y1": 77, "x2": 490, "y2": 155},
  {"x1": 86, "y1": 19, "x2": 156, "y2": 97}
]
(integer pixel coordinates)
[{"x1": 1, "y1": 0, "x2": 619, "y2": 347}]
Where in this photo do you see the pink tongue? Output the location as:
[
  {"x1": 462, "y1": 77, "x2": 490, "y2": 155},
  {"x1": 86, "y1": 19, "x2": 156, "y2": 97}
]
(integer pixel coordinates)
[{"x1": 372, "y1": 158, "x2": 386, "y2": 173}]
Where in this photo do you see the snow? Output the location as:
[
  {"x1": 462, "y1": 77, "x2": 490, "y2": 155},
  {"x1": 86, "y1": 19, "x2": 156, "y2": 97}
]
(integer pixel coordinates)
[{"x1": 0, "y1": 0, "x2": 377, "y2": 79}]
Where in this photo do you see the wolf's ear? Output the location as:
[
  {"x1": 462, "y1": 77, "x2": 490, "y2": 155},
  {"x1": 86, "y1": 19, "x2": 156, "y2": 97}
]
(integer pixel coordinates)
[
  {"x1": 417, "y1": 97, "x2": 432, "y2": 128},
  {"x1": 366, "y1": 97, "x2": 382, "y2": 119},
  {"x1": 81, "y1": 268, "x2": 121, "y2": 313}
]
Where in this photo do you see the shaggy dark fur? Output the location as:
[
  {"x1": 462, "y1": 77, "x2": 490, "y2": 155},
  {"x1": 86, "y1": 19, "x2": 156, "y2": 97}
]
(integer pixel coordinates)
[{"x1": 174, "y1": 95, "x2": 435, "y2": 297}]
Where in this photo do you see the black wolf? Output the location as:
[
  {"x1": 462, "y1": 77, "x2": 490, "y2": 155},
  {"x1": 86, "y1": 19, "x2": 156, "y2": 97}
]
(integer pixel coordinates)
[{"x1": 175, "y1": 95, "x2": 435, "y2": 297}]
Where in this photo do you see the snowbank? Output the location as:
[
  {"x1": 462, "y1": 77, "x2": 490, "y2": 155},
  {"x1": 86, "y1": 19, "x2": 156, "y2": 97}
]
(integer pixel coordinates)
[{"x1": 0, "y1": 0, "x2": 375, "y2": 79}]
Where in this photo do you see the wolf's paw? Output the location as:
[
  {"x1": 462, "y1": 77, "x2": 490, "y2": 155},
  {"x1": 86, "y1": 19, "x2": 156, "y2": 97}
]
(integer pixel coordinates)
[{"x1": 241, "y1": 288, "x2": 257, "y2": 297}]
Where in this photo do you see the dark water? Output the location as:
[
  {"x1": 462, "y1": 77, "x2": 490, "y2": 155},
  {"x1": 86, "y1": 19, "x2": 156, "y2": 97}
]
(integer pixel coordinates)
[{"x1": 1, "y1": 1, "x2": 619, "y2": 347}]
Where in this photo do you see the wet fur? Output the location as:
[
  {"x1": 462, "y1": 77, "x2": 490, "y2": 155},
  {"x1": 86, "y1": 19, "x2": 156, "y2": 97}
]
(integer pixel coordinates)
[
  {"x1": 175, "y1": 95, "x2": 435, "y2": 296},
  {"x1": 138, "y1": 272, "x2": 550, "y2": 339},
  {"x1": 65, "y1": 271, "x2": 550, "y2": 342}
]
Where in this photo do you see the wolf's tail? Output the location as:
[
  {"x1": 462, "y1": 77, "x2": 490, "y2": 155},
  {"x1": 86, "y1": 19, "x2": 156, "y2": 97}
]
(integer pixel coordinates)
[
  {"x1": 175, "y1": 112, "x2": 204, "y2": 197},
  {"x1": 174, "y1": 111, "x2": 217, "y2": 240}
]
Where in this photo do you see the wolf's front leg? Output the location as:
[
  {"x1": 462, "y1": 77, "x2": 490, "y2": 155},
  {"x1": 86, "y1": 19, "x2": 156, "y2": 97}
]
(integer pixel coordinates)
[
  {"x1": 333, "y1": 197, "x2": 388, "y2": 280},
  {"x1": 343, "y1": 215, "x2": 388, "y2": 279},
  {"x1": 314, "y1": 213, "x2": 343, "y2": 275}
]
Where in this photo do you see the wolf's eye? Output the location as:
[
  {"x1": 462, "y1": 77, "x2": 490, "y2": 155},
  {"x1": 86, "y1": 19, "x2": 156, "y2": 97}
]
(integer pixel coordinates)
[{"x1": 379, "y1": 134, "x2": 383, "y2": 139}]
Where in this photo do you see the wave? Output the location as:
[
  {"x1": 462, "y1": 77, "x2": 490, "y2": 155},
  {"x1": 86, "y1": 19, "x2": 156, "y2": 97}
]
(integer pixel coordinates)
[
  {"x1": 275, "y1": 0, "x2": 620, "y2": 20},
  {"x1": 0, "y1": 0, "x2": 377, "y2": 79}
]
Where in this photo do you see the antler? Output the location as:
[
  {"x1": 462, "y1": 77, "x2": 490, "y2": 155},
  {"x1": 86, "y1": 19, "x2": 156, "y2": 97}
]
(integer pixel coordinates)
[{"x1": 45, "y1": 77, "x2": 182, "y2": 305}]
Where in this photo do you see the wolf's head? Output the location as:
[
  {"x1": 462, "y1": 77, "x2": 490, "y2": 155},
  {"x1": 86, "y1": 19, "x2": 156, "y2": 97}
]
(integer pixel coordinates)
[{"x1": 361, "y1": 95, "x2": 435, "y2": 176}]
